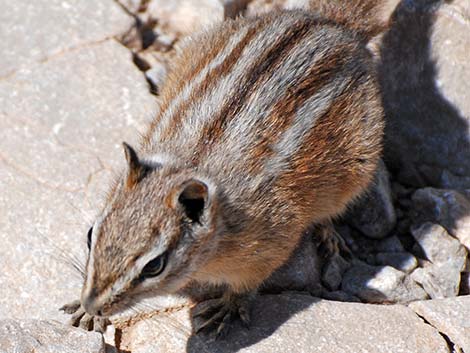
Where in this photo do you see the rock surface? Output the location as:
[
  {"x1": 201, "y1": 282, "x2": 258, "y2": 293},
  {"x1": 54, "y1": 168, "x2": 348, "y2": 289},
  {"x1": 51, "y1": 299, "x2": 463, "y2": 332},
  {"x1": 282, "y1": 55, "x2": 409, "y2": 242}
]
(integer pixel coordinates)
[
  {"x1": 411, "y1": 222, "x2": 467, "y2": 264},
  {"x1": 0, "y1": 39, "x2": 155, "y2": 321},
  {"x1": 411, "y1": 188, "x2": 470, "y2": 250},
  {"x1": 0, "y1": 0, "x2": 133, "y2": 77},
  {"x1": 146, "y1": 0, "x2": 235, "y2": 36},
  {"x1": 375, "y1": 252, "x2": 418, "y2": 273},
  {"x1": 410, "y1": 296, "x2": 470, "y2": 353},
  {"x1": 341, "y1": 261, "x2": 428, "y2": 303},
  {"x1": 411, "y1": 262, "x2": 463, "y2": 299},
  {"x1": 0, "y1": 319, "x2": 105, "y2": 353},
  {"x1": 379, "y1": 0, "x2": 470, "y2": 188},
  {"x1": 262, "y1": 233, "x2": 321, "y2": 294},
  {"x1": 120, "y1": 294, "x2": 450, "y2": 353}
]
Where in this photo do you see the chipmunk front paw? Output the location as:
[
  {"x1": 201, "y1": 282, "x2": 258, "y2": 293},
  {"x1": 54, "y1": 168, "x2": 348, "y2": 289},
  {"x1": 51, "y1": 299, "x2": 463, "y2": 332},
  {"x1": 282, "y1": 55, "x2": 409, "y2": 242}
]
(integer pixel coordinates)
[
  {"x1": 60, "y1": 299, "x2": 110, "y2": 333},
  {"x1": 191, "y1": 291, "x2": 254, "y2": 339}
]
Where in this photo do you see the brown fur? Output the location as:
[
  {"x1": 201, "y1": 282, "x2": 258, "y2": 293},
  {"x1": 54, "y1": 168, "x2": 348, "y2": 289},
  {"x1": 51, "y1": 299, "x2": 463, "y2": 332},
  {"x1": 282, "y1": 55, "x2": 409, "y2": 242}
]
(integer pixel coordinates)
[{"x1": 78, "y1": 3, "x2": 386, "y2": 324}]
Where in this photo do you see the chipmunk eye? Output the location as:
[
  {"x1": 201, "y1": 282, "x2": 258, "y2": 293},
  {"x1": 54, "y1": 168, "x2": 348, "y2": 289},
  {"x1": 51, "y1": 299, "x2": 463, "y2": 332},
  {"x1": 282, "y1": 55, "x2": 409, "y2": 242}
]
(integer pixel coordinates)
[
  {"x1": 141, "y1": 252, "x2": 167, "y2": 279},
  {"x1": 87, "y1": 227, "x2": 93, "y2": 250}
]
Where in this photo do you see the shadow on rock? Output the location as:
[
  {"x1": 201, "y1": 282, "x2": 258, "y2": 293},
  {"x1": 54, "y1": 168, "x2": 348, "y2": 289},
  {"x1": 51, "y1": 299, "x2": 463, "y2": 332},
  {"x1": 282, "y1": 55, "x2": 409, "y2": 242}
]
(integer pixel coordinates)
[
  {"x1": 186, "y1": 294, "x2": 318, "y2": 353},
  {"x1": 379, "y1": 0, "x2": 470, "y2": 189}
]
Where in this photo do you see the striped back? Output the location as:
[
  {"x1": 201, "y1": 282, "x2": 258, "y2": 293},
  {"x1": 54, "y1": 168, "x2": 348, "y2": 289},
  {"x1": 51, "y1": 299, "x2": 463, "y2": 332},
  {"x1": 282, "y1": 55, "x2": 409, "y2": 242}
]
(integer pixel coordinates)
[{"x1": 143, "y1": 11, "x2": 380, "y2": 202}]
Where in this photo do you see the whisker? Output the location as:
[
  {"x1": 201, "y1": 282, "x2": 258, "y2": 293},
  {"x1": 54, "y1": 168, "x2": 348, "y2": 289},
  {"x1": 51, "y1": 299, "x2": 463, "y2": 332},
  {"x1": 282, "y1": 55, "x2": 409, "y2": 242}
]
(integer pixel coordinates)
[{"x1": 33, "y1": 227, "x2": 86, "y2": 280}]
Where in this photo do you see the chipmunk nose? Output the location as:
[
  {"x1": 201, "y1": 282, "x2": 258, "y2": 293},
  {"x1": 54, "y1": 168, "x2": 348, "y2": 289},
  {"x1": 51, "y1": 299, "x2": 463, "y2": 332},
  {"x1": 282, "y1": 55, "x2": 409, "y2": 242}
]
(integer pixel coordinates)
[{"x1": 81, "y1": 288, "x2": 103, "y2": 316}]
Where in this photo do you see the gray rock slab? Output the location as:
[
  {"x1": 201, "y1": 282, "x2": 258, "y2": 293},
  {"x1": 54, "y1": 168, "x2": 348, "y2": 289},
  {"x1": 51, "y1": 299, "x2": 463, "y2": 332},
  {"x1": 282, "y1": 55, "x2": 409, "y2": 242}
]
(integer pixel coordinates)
[
  {"x1": 376, "y1": 235, "x2": 406, "y2": 252},
  {"x1": 0, "y1": 319, "x2": 105, "y2": 353},
  {"x1": 342, "y1": 261, "x2": 428, "y2": 303},
  {"x1": 0, "y1": 0, "x2": 133, "y2": 77},
  {"x1": 0, "y1": 40, "x2": 155, "y2": 321},
  {"x1": 346, "y1": 160, "x2": 397, "y2": 239},
  {"x1": 411, "y1": 222, "x2": 467, "y2": 265},
  {"x1": 411, "y1": 261, "x2": 464, "y2": 299},
  {"x1": 375, "y1": 251, "x2": 418, "y2": 273},
  {"x1": 145, "y1": 0, "x2": 248, "y2": 35},
  {"x1": 411, "y1": 188, "x2": 470, "y2": 251},
  {"x1": 410, "y1": 296, "x2": 470, "y2": 353},
  {"x1": 262, "y1": 233, "x2": 321, "y2": 294},
  {"x1": 147, "y1": 0, "x2": 225, "y2": 35},
  {"x1": 121, "y1": 294, "x2": 449, "y2": 353}
]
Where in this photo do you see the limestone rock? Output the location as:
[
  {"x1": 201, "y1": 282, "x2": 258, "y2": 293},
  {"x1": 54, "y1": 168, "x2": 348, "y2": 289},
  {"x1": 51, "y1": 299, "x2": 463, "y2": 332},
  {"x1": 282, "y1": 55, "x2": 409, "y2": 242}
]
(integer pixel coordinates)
[
  {"x1": 411, "y1": 222, "x2": 467, "y2": 265},
  {"x1": 344, "y1": 232, "x2": 406, "y2": 262},
  {"x1": 121, "y1": 294, "x2": 449, "y2": 353},
  {"x1": 410, "y1": 296, "x2": 470, "y2": 353},
  {"x1": 411, "y1": 188, "x2": 470, "y2": 250},
  {"x1": 375, "y1": 252, "x2": 418, "y2": 273},
  {"x1": 0, "y1": 319, "x2": 105, "y2": 353},
  {"x1": 411, "y1": 261, "x2": 464, "y2": 299},
  {"x1": 147, "y1": 0, "x2": 248, "y2": 36},
  {"x1": 376, "y1": 235, "x2": 406, "y2": 253},
  {"x1": 246, "y1": 0, "x2": 288, "y2": 16},
  {"x1": 379, "y1": 0, "x2": 470, "y2": 188},
  {"x1": 119, "y1": 294, "x2": 449, "y2": 353},
  {"x1": 119, "y1": 0, "x2": 145, "y2": 14},
  {"x1": 0, "y1": 0, "x2": 133, "y2": 77},
  {"x1": 346, "y1": 160, "x2": 397, "y2": 239},
  {"x1": 341, "y1": 261, "x2": 428, "y2": 303},
  {"x1": 262, "y1": 233, "x2": 321, "y2": 294},
  {"x1": 0, "y1": 40, "x2": 155, "y2": 321},
  {"x1": 321, "y1": 290, "x2": 361, "y2": 303}
]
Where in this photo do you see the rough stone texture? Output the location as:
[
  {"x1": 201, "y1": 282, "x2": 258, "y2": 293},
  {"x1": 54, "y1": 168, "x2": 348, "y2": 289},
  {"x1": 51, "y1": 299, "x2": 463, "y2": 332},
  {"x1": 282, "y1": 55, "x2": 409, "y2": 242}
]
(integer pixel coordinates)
[
  {"x1": 341, "y1": 261, "x2": 428, "y2": 303},
  {"x1": 119, "y1": 0, "x2": 144, "y2": 14},
  {"x1": 0, "y1": 319, "x2": 105, "y2": 353},
  {"x1": 119, "y1": 308, "x2": 191, "y2": 353},
  {"x1": 0, "y1": 0, "x2": 133, "y2": 78},
  {"x1": 121, "y1": 294, "x2": 449, "y2": 353},
  {"x1": 343, "y1": 231, "x2": 407, "y2": 262},
  {"x1": 0, "y1": 40, "x2": 155, "y2": 321},
  {"x1": 411, "y1": 223, "x2": 467, "y2": 265},
  {"x1": 346, "y1": 160, "x2": 397, "y2": 239},
  {"x1": 376, "y1": 235, "x2": 406, "y2": 252},
  {"x1": 411, "y1": 261, "x2": 464, "y2": 299},
  {"x1": 410, "y1": 296, "x2": 470, "y2": 353},
  {"x1": 379, "y1": 0, "x2": 470, "y2": 188},
  {"x1": 411, "y1": 188, "x2": 470, "y2": 250},
  {"x1": 146, "y1": 0, "x2": 248, "y2": 36},
  {"x1": 375, "y1": 252, "x2": 418, "y2": 273},
  {"x1": 262, "y1": 233, "x2": 321, "y2": 294},
  {"x1": 246, "y1": 0, "x2": 287, "y2": 15}
]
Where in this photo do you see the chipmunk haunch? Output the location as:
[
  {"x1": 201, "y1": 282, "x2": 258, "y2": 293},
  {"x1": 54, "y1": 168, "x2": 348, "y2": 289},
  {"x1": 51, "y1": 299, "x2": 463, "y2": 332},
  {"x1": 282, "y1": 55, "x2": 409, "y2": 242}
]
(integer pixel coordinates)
[{"x1": 63, "y1": 0, "x2": 385, "y2": 337}]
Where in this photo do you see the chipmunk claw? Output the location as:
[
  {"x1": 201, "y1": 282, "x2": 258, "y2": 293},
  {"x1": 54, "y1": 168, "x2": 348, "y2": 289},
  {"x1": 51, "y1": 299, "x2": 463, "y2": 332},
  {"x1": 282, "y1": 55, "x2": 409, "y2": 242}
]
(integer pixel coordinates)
[
  {"x1": 59, "y1": 300, "x2": 81, "y2": 314},
  {"x1": 60, "y1": 299, "x2": 110, "y2": 333},
  {"x1": 192, "y1": 292, "x2": 254, "y2": 339}
]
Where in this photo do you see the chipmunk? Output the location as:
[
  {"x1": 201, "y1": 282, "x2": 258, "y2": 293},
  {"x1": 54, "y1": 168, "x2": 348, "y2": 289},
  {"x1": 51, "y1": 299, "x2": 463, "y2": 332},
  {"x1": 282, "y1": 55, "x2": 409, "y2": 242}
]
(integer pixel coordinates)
[{"x1": 61, "y1": 0, "x2": 386, "y2": 338}]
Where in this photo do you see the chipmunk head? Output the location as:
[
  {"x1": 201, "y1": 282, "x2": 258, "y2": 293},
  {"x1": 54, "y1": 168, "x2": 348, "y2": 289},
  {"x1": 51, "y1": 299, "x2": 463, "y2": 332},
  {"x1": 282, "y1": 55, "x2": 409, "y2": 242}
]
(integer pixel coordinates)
[{"x1": 81, "y1": 143, "x2": 219, "y2": 317}]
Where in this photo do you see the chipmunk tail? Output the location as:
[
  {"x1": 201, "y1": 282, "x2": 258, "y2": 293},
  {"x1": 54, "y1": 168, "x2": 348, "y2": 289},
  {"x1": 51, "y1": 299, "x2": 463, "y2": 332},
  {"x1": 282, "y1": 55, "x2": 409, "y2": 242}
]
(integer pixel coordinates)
[{"x1": 308, "y1": 0, "x2": 391, "y2": 39}]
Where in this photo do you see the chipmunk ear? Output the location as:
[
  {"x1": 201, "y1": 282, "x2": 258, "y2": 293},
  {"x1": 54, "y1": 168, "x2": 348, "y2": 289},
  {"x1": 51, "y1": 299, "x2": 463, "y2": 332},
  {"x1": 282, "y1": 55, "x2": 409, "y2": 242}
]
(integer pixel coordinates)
[
  {"x1": 177, "y1": 179, "x2": 212, "y2": 224},
  {"x1": 122, "y1": 142, "x2": 146, "y2": 189}
]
